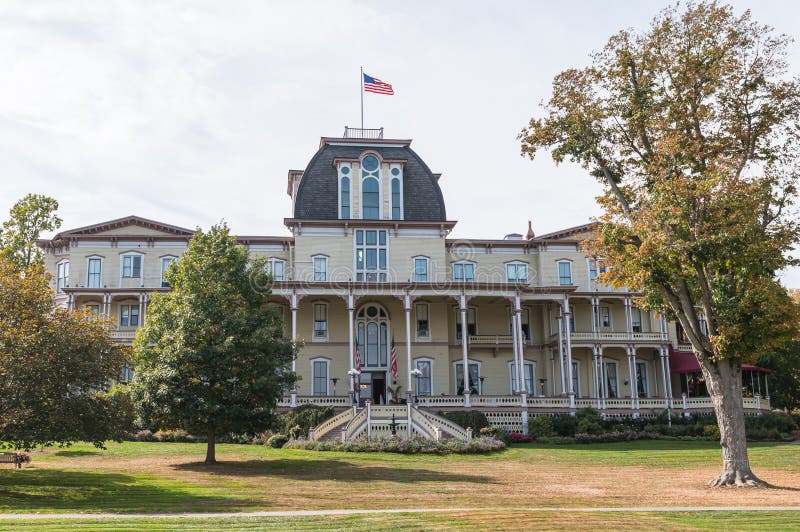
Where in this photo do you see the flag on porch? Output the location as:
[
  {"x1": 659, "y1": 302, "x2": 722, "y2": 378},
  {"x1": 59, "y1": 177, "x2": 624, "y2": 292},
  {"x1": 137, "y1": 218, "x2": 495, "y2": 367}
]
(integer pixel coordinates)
[
  {"x1": 390, "y1": 336, "x2": 398, "y2": 380},
  {"x1": 355, "y1": 339, "x2": 362, "y2": 372}
]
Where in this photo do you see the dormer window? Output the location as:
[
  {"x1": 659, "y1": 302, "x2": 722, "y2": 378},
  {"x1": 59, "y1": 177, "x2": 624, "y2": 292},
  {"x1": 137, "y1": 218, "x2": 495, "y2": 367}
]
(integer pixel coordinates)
[
  {"x1": 390, "y1": 165, "x2": 403, "y2": 220},
  {"x1": 361, "y1": 155, "x2": 381, "y2": 219},
  {"x1": 339, "y1": 164, "x2": 351, "y2": 219}
]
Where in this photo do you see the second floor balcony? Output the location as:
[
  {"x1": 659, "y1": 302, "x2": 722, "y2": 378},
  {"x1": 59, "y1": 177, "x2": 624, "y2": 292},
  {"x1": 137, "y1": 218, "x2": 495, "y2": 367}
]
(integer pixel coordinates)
[{"x1": 550, "y1": 330, "x2": 668, "y2": 344}]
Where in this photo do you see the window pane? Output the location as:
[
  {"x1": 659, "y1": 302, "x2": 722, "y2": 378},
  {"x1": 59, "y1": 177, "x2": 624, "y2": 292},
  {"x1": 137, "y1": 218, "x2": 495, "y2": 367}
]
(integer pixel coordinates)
[
  {"x1": 416, "y1": 360, "x2": 432, "y2": 396},
  {"x1": 132, "y1": 256, "x2": 142, "y2": 277},
  {"x1": 465, "y1": 264, "x2": 474, "y2": 281},
  {"x1": 362, "y1": 178, "x2": 380, "y2": 219},
  {"x1": 356, "y1": 230, "x2": 363, "y2": 245},
  {"x1": 340, "y1": 176, "x2": 350, "y2": 219},
  {"x1": 366, "y1": 230, "x2": 377, "y2": 245},
  {"x1": 379, "y1": 231, "x2": 386, "y2": 245}
]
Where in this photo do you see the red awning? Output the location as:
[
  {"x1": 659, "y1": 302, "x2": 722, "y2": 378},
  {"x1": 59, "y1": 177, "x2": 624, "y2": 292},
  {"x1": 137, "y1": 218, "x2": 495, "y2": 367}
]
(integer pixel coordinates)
[{"x1": 669, "y1": 347, "x2": 771, "y2": 374}]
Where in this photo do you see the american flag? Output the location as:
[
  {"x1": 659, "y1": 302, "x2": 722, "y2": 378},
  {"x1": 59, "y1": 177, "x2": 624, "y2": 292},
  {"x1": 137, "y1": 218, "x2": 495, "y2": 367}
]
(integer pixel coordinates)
[
  {"x1": 390, "y1": 336, "x2": 398, "y2": 379},
  {"x1": 355, "y1": 339, "x2": 362, "y2": 372},
  {"x1": 363, "y1": 73, "x2": 394, "y2": 95}
]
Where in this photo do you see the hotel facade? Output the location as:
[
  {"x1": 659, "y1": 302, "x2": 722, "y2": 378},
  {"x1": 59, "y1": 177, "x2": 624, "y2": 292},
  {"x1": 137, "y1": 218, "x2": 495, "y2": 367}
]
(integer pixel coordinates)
[{"x1": 39, "y1": 128, "x2": 770, "y2": 437}]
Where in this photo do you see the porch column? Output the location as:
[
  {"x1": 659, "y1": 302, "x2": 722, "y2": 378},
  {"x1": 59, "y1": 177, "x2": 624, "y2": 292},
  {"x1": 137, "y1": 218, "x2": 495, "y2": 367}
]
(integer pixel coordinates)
[
  {"x1": 511, "y1": 303, "x2": 520, "y2": 393},
  {"x1": 514, "y1": 295, "x2": 526, "y2": 394},
  {"x1": 459, "y1": 293, "x2": 470, "y2": 408},
  {"x1": 765, "y1": 374, "x2": 770, "y2": 399},
  {"x1": 664, "y1": 346, "x2": 674, "y2": 408},
  {"x1": 404, "y1": 293, "x2": 413, "y2": 405},
  {"x1": 550, "y1": 349, "x2": 557, "y2": 396},
  {"x1": 591, "y1": 296, "x2": 598, "y2": 336},
  {"x1": 624, "y1": 296, "x2": 633, "y2": 340},
  {"x1": 593, "y1": 345, "x2": 602, "y2": 409},
  {"x1": 562, "y1": 295, "x2": 575, "y2": 409},
  {"x1": 556, "y1": 313, "x2": 566, "y2": 395},
  {"x1": 67, "y1": 293, "x2": 74, "y2": 311},
  {"x1": 659, "y1": 347, "x2": 670, "y2": 408},
  {"x1": 103, "y1": 292, "x2": 110, "y2": 317},
  {"x1": 290, "y1": 292, "x2": 298, "y2": 408},
  {"x1": 138, "y1": 293, "x2": 144, "y2": 327},
  {"x1": 598, "y1": 345, "x2": 606, "y2": 409},
  {"x1": 628, "y1": 345, "x2": 638, "y2": 411},
  {"x1": 347, "y1": 293, "x2": 355, "y2": 404},
  {"x1": 142, "y1": 294, "x2": 148, "y2": 326}
]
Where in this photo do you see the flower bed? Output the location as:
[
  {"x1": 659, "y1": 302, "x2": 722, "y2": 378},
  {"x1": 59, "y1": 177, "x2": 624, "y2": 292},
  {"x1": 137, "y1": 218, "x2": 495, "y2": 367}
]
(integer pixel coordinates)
[{"x1": 283, "y1": 436, "x2": 506, "y2": 454}]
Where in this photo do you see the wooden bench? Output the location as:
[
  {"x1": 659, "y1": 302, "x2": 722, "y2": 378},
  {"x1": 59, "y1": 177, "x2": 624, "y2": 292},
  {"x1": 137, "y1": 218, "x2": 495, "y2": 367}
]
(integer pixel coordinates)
[{"x1": 0, "y1": 452, "x2": 30, "y2": 469}]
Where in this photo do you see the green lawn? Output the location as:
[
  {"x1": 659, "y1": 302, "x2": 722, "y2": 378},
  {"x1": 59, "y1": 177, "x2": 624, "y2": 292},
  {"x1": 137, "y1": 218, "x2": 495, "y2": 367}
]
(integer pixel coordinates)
[{"x1": 1, "y1": 440, "x2": 798, "y2": 529}]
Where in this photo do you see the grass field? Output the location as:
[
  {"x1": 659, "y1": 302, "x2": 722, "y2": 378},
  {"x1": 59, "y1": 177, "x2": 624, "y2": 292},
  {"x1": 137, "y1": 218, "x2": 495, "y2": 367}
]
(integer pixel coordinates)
[{"x1": 1, "y1": 440, "x2": 798, "y2": 530}]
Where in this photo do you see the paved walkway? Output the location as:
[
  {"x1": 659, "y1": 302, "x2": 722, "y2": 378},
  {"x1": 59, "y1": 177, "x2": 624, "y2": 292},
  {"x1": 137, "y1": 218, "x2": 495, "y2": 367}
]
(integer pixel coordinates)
[{"x1": 1, "y1": 507, "x2": 799, "y2": 520}]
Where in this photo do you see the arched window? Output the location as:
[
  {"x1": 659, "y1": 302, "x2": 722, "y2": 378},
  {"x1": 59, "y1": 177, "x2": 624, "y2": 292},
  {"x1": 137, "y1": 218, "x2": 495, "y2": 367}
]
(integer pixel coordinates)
[
  {"x1": 362, "y1": 177, "x2": 379, "y2": 219},
  {"x1": 391, "y1": 177, "x2": 401, "y2": 220},
  {"x1": 361, "y1": 154, "x2": 381, "y2": 219},
  {"x1": 356, "y1": 304, "x2": 389, "y2": 368},
  {"x1": 340, "y1": 175, "x2": 350, "y2": 219}
]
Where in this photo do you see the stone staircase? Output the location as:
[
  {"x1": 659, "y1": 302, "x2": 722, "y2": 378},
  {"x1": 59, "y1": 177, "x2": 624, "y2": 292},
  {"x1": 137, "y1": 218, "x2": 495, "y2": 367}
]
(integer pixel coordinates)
[{"x1": 309, "y1": 404, "x2": 471, "y2": 442}]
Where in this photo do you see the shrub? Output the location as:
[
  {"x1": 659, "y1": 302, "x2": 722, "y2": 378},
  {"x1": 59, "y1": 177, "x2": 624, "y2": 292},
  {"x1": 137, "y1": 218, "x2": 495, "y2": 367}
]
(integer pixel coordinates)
[
  {"x1": 275, "y1": 404, "x2": 336, "y2": 439},
  {"x1": 550, "y1": 414, "x2": 578, "y2": 437},
  {"x1": 574, "y1": 430, "x2": 660, "y2": 443},
  {"x1": 438, "y1": 410, "x2": 490, "y2": 432},
  {"x1": 576, "y1": 418, "x2": 604, "y2": 435},
  {"x1": 703, "y1": 424, "x2": 721, "y2": 440},
  {"x1": 153, "y1": 429, "x2": 194, "y2": 443},
  {"x1": 267, "y1": 434, "x2": 289, "y2": 448},
  {"x1": 131, "y1": 429, "x2": 155, "y2": 442},
  {"x1": 251, "y1": 431, "x2": 274, "y2": 445},
  {"x1": 528, "y1": 416, "x2": 555, "y2": 438},
  {"x1": 509, "y1": 431, "x2": 533, "y2": 443},
  {"x1": 284, "y1": 436, "x2": 505, "y2": 454},
  {"x1": 493, "y1": 428, "x2": 512, "y2": 447}
]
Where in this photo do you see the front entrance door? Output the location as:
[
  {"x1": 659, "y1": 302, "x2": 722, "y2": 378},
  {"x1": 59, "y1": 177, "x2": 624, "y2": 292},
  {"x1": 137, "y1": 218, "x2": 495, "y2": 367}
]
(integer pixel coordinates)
[{"x1": 372, "y1": 373, "x2": 386, "y2": 404}]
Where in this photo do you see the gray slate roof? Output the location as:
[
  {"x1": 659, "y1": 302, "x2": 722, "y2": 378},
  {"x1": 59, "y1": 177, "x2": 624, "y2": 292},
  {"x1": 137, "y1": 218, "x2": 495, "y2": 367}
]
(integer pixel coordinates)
[{"x1": 293, "y1": 143, "x2": 447, "y2": 221}]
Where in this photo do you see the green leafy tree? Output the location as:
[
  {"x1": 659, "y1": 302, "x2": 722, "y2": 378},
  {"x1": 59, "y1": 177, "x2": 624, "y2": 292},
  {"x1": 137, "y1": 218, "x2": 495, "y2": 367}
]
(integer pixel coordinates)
[
  {"x1": 0, "y1": 194, "x2": 61, "y2": 270},
  {"x1": 757, "y1": 290, "x2": 800, "y2": 411},
  {"x1": 129, "y1": 223, "x2": 295, "y2": 463},
  {"x1": 520, "y1": 2, "x2": 800, "y2": 486},
  {"x1": 0, "y1": 258, "x2": 132, "y2": 449}
]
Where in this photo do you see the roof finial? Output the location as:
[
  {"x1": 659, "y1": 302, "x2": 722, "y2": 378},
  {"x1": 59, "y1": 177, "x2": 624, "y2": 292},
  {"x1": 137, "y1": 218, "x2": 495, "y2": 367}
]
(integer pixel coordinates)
[{"x1": 525, "y1": 220, "x2": 535, "y2": 240}]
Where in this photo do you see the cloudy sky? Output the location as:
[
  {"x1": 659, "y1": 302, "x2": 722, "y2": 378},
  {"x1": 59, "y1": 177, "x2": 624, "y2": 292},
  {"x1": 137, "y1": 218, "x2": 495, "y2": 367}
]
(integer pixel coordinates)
[{"x1": 1, "y1": 0, "x2": 798, "y2": 286}]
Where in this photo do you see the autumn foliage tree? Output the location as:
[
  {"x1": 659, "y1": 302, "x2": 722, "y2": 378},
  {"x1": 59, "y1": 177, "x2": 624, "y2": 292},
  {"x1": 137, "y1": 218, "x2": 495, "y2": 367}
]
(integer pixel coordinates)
[
  {"x1": 129, "y1": 223, "x2": 295, "y2": 463},
  {"x1": 520, "y1": 2, "x2": 800, "y2": 486},
  {"x1": 0, "y1": 258, "x2": 132, "y2": 449}
]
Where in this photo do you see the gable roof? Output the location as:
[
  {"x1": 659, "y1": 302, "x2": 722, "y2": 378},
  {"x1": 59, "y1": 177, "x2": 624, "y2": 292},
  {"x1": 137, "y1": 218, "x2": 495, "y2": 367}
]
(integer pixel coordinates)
[
  {"x1": 535, "y1": 222, "x2": 598, "y2": 241},
  {"x1": 49, "y1": 215, "x2": 196, "y2": 240}
]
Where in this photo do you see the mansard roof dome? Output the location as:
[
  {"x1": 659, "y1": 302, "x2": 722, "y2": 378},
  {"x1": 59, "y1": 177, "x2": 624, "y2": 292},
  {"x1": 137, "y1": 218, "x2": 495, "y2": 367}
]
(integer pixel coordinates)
[{"x1": 293, "y1": 139, "x2": 447, "y2": 221}]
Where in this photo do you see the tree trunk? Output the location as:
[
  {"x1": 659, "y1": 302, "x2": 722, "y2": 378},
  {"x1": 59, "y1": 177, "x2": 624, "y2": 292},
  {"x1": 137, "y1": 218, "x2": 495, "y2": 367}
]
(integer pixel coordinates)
[
  {"x1": 702, "y1": 359, "x2": 768, "y2": 487},
  {"x1": 205, "y1": 427, "x2": 216, "y2": 464}
]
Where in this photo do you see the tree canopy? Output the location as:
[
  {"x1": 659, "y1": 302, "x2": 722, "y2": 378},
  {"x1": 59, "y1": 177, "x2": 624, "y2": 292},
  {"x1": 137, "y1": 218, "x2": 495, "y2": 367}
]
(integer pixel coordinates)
[
  {"x1": 0, "y1": 258, "x2": 132, "y2": 449},
  {"x1": 0, "y1": 194, "x2": 61, "y2": 270},
  {"x1": 129, "y1": 223, "x2": 295, "y2": 463},
  {"x1": 520, "y1": 1, "x2": 800, "y2": 486}
]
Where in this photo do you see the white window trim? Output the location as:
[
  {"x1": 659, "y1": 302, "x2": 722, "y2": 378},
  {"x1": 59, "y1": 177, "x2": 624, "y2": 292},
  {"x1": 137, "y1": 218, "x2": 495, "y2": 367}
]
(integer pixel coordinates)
[
  {"x1": 85, "y1": 255, "x2": 103, "y2": 289},
  {"x1": 338, "y1": 162, "x2": 353, "y2": 220},
  {"x1": 454, "y1": 306, "x2": 478, "y2": 339},
  {"x1": 312, "y1": 301, "x2": 329, "y2": 342},
  {"x1": 453, "y1": 358, "x2": 482, "y2": 395},
  {"x1": 571, "y1": 359, "x2": 581, "y2": 398},
  {"x1": 556, "y1": 259, "x2": 573, "y2": 286},
  {"x1": 603, "y1": 359, "x2": 620, "y2": 398},
  {"x1": 508, "y1": 359, "x2": 536, "y2": 395},
  {"x1": 353, "y1": 229, "x2": 390, "y2": 282},
  {"x1": 267, "y1": 257, "x2": 286, "y2": 281},
  {"x1": 504, "y1": 260, "x2": 529, "y2": 283},
  {"x1": 414, "y1": 302, "x2": 431, "y2": 341},
  {"x1": 160, "y1": 255, "x2": 178, "y2": 288},
  {"x1": 360, "y1": 153, "x2": 383, "y2": 220},
  {"x1": 412, "y1": 255, "x2": 430, "y2": 283},
  {"x1": 309, "y1": 357, "x2": 331, "y2": 396},
  {"x1": 312, "y1": 254, "x2": 328, "y2": 282},
  {"x1": 636, "y1": 360, "x2": 650, "y2": 398},
  {"x1": 451, "y1": 260, "x2": 476, "y2": 282},
  {"x1": 598, "y1": 305, "x2": 613, "y2": 332},
  {"x1": 631, "y1": 307, "x2": 643, "y2": 332},
  {"x1": 56, "y1": 259, "x2": 70, "y2": 293},
  {"x1": 389, "y1": 164, "x2": 404, "y2": 220},
  {"x1": 119, "y1": 302, "x2": 140, "y2": 328},
  {"x1": 119, "y1": 251, "x2": 144, "y2": 286},
  {"x1": 414, "y1": 356, "x2": 434, "y2": 396}
]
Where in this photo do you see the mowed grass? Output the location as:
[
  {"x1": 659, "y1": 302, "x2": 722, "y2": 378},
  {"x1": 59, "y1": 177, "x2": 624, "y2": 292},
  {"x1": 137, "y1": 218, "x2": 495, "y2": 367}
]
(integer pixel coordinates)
[
  {"x1": 0, "y1": 440, "x2": 799, "y2": 518},
  {"x1": 3, "y1": 511, "x2": 800, "y2": 531}
]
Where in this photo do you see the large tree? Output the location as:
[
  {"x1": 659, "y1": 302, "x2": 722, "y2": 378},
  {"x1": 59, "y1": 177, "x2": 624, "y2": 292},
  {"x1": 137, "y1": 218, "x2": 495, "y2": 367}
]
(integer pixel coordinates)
[
  {"x1": 520, "y1": 2, "x2": 800, "y2": 486},
  {"x1": 0, "y1": 258, "x2": 132, "y2": 449},
  {"x1": 756, "y1": 290, "x2": 800, "y2": 411},
  {"x1": 0, "y1": 194, "x2": 61, "y2": 270},
  {"x1": 129, "y1": 223, "x2": 295, "y2": 463}
]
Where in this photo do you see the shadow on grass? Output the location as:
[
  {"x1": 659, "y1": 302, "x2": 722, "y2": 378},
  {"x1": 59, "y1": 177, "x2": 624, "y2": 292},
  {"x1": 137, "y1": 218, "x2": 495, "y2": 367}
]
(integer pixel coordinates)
[
  {"x1": 523, "y1": 440, "x2": 792, "y2": 451},
  {"x1": 0, "y1": 469, "x2": 242, "y2": 513},
  {"x1": 52, "y1": 450, "x2": 102, "y2": 457},
  {"x1": 174, "y1": 458, "x2": 493, "y2": 484}
]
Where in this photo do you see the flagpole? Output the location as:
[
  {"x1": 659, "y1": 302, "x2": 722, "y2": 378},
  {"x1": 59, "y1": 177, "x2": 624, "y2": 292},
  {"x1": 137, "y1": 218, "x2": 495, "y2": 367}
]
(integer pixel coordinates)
[{"x1": 360, "y1": 66, "x2": 364, "y2": 129}]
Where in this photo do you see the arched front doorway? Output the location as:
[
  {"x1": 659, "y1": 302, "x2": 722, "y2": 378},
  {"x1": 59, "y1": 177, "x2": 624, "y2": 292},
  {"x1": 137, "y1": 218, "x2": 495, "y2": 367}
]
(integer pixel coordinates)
[{"x1": 356, "y1": 302, "x2": 391, "y2": 405}]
